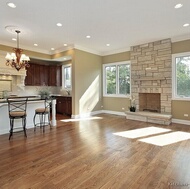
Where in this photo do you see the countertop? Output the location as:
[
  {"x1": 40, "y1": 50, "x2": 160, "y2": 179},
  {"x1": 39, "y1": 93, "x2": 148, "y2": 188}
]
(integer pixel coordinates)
[
  {"x1": 0, "y1": 95, "x2": 72, "y2": 104},
  {"x1": 0, "y1": 96, "x2": 55, "y2": 104},
  {"x1": 51, "y1": 95, "x2": 72, "y2": 97}
]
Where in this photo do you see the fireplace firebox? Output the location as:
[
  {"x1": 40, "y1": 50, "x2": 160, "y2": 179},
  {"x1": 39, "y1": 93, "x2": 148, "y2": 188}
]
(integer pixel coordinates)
[{"x1": 139, "y1": 93, "x2": 161, "y2": 113}]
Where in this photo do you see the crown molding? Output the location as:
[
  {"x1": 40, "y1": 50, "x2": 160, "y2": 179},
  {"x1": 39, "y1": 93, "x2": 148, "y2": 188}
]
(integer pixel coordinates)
[
  {"x1": 74, "y1": 45, "x2": 102, "y2": 56},
  {"x1": 49, "y1": 45, "x2": 75, "y2": 55},
  {"x1": 101, "y1": 47, "x2": 131, "y2": 56},
  {"x1": 171, "y1": 34, "x2": 190, "y2": 43}
]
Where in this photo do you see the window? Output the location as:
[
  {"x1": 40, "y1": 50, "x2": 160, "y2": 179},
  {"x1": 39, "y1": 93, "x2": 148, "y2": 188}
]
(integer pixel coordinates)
[
  {"x1": 103, "y1": 61, "x2": 131, "y2": 97},
  {"x1": 172, "y1": 52, "x2": 190, "y2": 99},
  {"x1": 62, "y1": 65, "x2": 72, "y2": 89}
]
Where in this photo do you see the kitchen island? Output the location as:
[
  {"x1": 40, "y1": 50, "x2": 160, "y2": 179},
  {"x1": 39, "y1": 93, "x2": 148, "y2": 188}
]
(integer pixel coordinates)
[{"x1": 0, "y1": 96, "x2": 56, "y2": 135}]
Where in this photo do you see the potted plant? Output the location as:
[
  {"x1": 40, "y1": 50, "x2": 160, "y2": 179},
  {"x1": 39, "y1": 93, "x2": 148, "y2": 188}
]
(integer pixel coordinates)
[
  {"x1": 129, "y1": 95, "x2": 136, "y2": 112},
  {"x1": 129, "y1": 106, "x2": 136, "y2": 112},
  {"x1": 38, "y1": 86, "x2": 51, "y2": 99}
]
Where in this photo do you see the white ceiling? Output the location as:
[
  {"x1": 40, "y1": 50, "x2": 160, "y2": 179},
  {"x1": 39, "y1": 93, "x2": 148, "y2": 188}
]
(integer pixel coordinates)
[{"x1": 0, "y1": 0, "x2": 189, "y2": 56}]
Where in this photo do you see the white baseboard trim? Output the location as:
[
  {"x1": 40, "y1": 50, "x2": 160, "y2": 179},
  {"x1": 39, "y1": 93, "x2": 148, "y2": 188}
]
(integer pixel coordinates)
[
  {"x1": 71, "y1": 110, "x2": 126, "y2": 119},
  {"x1": 0, "y1": 129, "x2": 9, "y2": 135},
  {"x1": 102, "y1": 110, "x2": 126, "y2": 116},
  {"x1": 172, "y1": 118, "x2": 190, "y2": 125},
  {"x1": 71, "y1": 110, "x2": 104, "y2": 119}
]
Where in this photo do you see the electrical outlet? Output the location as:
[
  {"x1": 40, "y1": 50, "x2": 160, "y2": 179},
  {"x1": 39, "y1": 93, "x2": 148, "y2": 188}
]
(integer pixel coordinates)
[
  {"x1": 184, "y1": 114, "x2": 188, "y2": 117},
  {"x1": 101, "y1": 105, "x2": 103, "y2": 108}
]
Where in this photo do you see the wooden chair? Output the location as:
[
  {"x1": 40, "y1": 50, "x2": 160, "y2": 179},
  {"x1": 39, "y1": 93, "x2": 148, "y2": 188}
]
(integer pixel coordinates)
[
  {"x1": 7, "y1": 97, "x2": 28, "y2": 140},
  {"x1": 33, "y1": 98, "x2": 52, "y2": 133}
]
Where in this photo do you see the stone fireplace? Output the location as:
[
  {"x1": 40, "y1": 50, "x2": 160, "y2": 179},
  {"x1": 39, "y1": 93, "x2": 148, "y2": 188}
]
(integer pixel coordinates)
[
  {"x1": 139, "y1": 93, "x2": 161, "y2": 112},
  {"x1": 130, "y1": 38, "x2": 172, "y2": 114}
]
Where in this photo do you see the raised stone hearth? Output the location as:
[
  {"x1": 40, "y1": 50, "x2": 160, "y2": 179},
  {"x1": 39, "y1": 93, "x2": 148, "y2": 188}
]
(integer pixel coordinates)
[{"x1": 126, "y1": 111, "x2": 172, "y2": 125}]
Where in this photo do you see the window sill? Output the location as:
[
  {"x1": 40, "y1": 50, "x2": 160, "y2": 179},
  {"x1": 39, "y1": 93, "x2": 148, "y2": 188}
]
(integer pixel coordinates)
[
  {"x1": 103, "y1": 94, "x2": 130, "y2": 98},
  {"x1": 172, "y1": 98, "x2": 190, "y2": 101}
]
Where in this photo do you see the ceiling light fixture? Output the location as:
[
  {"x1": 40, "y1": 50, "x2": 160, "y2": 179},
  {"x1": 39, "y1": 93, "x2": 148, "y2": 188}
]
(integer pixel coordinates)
[
  {"x1": 86, "y1": 35, "x2": 91, "y2": 38},
  {"x1": 7, "y1": 2, "x2": 16, "y2": 8},
  {"x1": 183, "y1": 23, "x2": 189, "y2": 27},
  {"x1": 174, "y1": 3, "x2": 183, "y2": 9},
  {"x1": 64, "y1": 44, "x2": 67, "y2": 46},
  {"x1": 57, "y1": 23, "x2": 62, "y2": 27},
  {"x1": 51, "y1": 48, "x2": 55, "y2": 50},
  {"x1": 34, "y1": 43, "x2": 38, "y2": 46},
  {"x1": 5, "y1": 30, "x2": 30, "y2": 71},
  {"x1": 106, "y1": 44, "x2": 110, "y2": 46}
]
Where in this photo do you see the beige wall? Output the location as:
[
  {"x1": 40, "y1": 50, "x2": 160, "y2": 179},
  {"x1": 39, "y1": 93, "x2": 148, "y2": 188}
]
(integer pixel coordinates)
[
  {"x1": 172, "y1": 39, "x2": 190, "y2": 54},
  {"x1": 172, "y1": 100, "x2": 190, "y2": 121},
  {"x1": 103, "y1": 97, "x2": 131, "y2": 113},
  {"x1": 73, "y1": 49, "x2": 102, "y2": 116},
  {"x1": 102, "y1": 51, "x2": 130, "y2": 64}
]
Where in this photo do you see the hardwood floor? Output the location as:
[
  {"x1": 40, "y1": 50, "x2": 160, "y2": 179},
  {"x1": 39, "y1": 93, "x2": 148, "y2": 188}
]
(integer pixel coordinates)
[{"x1": 0, "y1": 114, "x2": 190, "y2": 189}]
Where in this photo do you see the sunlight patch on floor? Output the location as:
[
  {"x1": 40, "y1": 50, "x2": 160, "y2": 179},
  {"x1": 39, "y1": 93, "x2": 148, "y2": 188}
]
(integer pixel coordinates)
[
  {"x1": 139, "y1": 131, "x2": 190, "y2": 146},
  {"x1": 113, "y1": 126, "x2": 171, "y2": 139},
  {"x1": 60, "y1": 116, "x2": 103, "y2": 122}
]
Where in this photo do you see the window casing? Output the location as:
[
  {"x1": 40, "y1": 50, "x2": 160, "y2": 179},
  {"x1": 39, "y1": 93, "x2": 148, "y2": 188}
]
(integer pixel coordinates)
[
  {"x1": 103, "y1": 61, "x2": 131, "y2": 97},
  {"x1": 62, "y1": 64, "x2": 72, "y2": 89},
  {"x1": 172, "y1": 52, "x2": 190, "y2": 100}
]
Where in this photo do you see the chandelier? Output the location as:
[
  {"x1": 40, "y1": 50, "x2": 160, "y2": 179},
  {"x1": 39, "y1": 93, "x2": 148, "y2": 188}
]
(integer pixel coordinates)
[{"x1": 5, "y1": 30, "x2": 30, "y2": 71}]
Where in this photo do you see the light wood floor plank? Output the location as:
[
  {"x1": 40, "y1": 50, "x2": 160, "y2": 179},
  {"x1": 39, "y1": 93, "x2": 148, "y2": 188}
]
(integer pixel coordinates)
[{"x1": 0, "y1": 114, "x2": 190, "y2": 189}]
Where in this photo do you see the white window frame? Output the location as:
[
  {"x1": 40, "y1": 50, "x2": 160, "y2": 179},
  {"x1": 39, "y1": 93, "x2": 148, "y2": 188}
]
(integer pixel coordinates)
[
  {"x1": 103, "y1": 61, "x2": 131, "y2": 98},
  {"x1": 172, "y1": 52, "x2": 190, "y2": 101},
  {"x1": 62, "y1": 64, "x2": 72, "y2": 90}
]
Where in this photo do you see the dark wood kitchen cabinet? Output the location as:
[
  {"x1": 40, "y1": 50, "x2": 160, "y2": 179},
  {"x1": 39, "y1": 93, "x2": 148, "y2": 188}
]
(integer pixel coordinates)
[
  {"x1": 25, "y1": 63, "x2": 42, "y2": 86},
  {"x1": 33, "y1": 64, "x2": 41, "y2": 86},
  {"x1": 49, "y1": 65, "x2": 62, "y2": 86},
  {"x1": 25, "y1": 63, "x2": 62, "y2": 86},
  {"x1": 40, "y1": 65, "x2": 49, "y2": 86},
  {"x1": 65, "y1": 97, "x2": 72, "y2": 115},
  {"x1": 25, "y1": 63, "x2": 35, "y2": 86},
  {"x1": 56, "y1": 96, "x2": 72, "y2": 116}
]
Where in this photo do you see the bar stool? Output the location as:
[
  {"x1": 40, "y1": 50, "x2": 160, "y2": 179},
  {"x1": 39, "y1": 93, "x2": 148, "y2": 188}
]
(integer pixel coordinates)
[
  {"x1": 7, "y1": 97, "x2": 28, "y2": 140},
  {"x1": 33, "y1": 98, "x2": 52, "y2": 132}
]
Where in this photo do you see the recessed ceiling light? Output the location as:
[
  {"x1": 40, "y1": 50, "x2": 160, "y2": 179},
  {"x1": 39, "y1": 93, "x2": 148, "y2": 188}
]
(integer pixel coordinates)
[
  {"x1": 34, "y1": 43, "x2": 38, "y2": 46},
  {"x1": 12, "y1": 38, "x2": 16, "y2": 41},
  {"x1": 57, "y1": 23, "x2": 62, "y2": 27},
  {"x1": 7, "y1": 2, "x2": 16, "y2": 8},
  {"x1": 86, "y1": 35, "x2": 91, "y2": 38},
  {"x1": 106, "y1": 44, "x2": 110, "y2": 46},
  {"x1": 51, "y1": 48, "x2": 55, "y2": 50},
  {"x1": 183, "y1": 23, "x2": 189, "y2": 27},
  {"x1": 174, "y1": 3, "x2": 183, "y2": 9},
  {"x1": 64, "y1": 44, "x2": 67, "y2": 46}
]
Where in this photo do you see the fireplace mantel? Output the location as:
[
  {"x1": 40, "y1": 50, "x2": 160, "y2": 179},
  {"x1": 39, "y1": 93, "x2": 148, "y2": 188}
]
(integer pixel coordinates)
[{"x1": 134, "y1": 77, "x2": 166, "y2": 86}]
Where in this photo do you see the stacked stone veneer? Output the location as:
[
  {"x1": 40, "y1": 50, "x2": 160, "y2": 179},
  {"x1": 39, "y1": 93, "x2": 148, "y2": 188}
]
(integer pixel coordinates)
[{"x1": 130, "y1": 39, "x2": 172, "y2": 113}]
